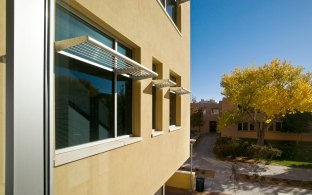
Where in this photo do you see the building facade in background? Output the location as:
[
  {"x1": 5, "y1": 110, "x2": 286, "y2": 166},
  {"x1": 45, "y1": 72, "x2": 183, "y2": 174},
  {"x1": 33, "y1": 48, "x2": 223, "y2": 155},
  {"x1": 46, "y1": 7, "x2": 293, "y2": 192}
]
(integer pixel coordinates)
[
  {"x1": 191, "y1": 99, "x2": 222, "y2": 134},
  {"x1": 219, "y1": 98, "x2": 312, "y2": 142},
  {"x1": 1, "y1": 0, "x2": 190, "y2": 194}
]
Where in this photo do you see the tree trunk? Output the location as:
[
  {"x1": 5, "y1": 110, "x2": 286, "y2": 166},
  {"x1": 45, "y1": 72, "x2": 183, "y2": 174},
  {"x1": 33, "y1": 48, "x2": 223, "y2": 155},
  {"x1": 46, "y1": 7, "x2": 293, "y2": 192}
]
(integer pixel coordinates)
[{"x1": 257, "y1": 128, "x2": 265, "y2": 145}]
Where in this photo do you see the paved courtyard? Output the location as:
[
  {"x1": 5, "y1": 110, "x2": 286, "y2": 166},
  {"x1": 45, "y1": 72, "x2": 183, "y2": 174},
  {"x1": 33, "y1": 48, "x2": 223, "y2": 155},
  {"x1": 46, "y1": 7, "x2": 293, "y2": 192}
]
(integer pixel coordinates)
[{"x1": 182, "y1": 133, "x2": 312, "y2": 195}]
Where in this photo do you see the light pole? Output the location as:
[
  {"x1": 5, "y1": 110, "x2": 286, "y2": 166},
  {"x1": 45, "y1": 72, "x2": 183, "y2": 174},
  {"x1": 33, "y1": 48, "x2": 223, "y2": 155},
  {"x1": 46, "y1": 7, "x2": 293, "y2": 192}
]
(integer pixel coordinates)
[{"x1": 190, "y1": 138, "x2": 196, "y2": 193}]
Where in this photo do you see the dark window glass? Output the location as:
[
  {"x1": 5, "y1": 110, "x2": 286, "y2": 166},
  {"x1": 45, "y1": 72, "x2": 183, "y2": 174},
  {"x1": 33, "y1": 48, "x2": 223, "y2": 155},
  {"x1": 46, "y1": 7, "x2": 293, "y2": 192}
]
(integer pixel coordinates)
[
  {"x1": 152, "y1": 64, "x2": 157, "y2": 79},
  {"x1": 170, "y1": 74, "x2": 177, "y2": 83},
  {"x1": 170, "y1": 93, "x2": 176, "y2": 125},
  {"x1": 238, "y1": 123, "x2": 242, "y2": 131},
  {"x1": 55, "y1": 54, "x2": 114, "y2": 149},
  {"x1": 238, "y1": 122, "x2": 248, "y2": 131},
  {"x1": 152, "y1": 86, "x2": 157, "y2": 129},
  {"x1": 166, "y1": 0, "x2": 177, "y2": 24},
  {"x1": 55, "y1": 5, "x2": 114, "y2": 48},
  {"x1": 152, "y1": 64, "x2": 157, "y2": 129},
  {"x1": 268, "y1": 124, "x2": 274, "y2": 131},
  {"x1": 117, "y1": 42, "x2": 133, "y2": 58},
  {"x1": 117, "y1": 75, "x2": 132, "y2": 136},
  {"x1": 276, "y1": 122, "x2": 283, "y2": 131},
  {"x1": 249, "y1": 123, "x2": 254, "y2": 131},
  {"x1": 160, "y1": 0, "x2": 166, "y2": 7}
]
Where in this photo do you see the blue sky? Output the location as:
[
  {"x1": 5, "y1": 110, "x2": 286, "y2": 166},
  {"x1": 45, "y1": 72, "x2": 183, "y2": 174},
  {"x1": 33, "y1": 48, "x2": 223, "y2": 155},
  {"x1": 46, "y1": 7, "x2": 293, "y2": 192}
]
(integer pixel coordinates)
[{"x1": 191, "y1": 0, "x2": 312, "y2": 102}]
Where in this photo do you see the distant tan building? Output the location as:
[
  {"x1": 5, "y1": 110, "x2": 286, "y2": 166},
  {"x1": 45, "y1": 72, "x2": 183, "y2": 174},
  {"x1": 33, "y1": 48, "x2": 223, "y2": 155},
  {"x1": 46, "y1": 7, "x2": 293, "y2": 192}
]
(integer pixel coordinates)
[
  {"x1": 219, "y1": 98, "x2": 312, "y2": 142},
  {"x1": 191, "y1": 99, "x2": 222, "y2": 134}
]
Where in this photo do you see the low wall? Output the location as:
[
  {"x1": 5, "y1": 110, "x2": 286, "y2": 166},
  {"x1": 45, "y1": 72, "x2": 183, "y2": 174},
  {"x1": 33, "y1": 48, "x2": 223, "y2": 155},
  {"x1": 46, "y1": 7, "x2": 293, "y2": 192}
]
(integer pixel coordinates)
[{"x1": 166, "y1": 170, "x2": 195, "y2": 190}]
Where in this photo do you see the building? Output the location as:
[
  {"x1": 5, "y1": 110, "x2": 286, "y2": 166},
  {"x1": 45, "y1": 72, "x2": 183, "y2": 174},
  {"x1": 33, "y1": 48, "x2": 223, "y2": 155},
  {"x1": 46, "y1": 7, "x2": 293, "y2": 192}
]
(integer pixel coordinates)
[
  {"x1": 191, "y1": 99, "x2": 222, "y2": 134},
  {"x1": 1, "y1": 0, "x2": 191, "y2": 194},
  {"x1": 219, "y1": 98, "x2": 312, "y2": 142}
]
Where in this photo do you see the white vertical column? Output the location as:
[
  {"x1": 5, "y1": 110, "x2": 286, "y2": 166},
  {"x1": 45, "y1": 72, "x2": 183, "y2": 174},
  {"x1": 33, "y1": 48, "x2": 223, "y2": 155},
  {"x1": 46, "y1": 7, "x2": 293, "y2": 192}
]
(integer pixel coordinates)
[{"x1": 6, "y1": 0, "x2": 47, "y2": 194}]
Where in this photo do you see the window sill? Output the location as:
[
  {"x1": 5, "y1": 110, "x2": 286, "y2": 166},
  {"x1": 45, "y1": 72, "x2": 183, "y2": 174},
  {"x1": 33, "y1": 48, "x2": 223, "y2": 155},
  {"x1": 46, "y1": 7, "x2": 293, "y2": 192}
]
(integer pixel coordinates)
[
  {"x1": 151, "y1": 130, "x2": 164, "y2": 137},
  {"x1": 54, "y1": 136, "x2": 143, "y2": 166},
  {"x1": 169, "y1": 126, "x2": 182, "y2": 132}
]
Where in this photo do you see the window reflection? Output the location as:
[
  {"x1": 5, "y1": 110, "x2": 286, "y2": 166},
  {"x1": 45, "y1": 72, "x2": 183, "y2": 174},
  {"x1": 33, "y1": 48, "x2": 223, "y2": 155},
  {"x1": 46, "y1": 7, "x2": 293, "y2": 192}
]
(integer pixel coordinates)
[
  {"x1": 117, "y1": 42, "x2": 132, "y2": 58},
  {"x1": 55, "y1": 54, "x2": 114, "y2": 149},
  {"x1": 55, "y1": 4, "x2": 134, "y2": 150},
  {"x1": 166, "y1": 0, "x2": 177, "y2": 23},
  {"x1": 117, "y1": 75, "x2": 132, "y2": 136},
  {"x1": 55, "y1": 5, "x2": 114, "y2": 48}
]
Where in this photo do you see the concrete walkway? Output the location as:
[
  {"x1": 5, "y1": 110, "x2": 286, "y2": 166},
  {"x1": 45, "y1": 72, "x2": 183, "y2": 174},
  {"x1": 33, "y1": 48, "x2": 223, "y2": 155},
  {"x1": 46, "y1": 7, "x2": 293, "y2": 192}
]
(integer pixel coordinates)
[{"x1": 182, "y1": 133, "x2": 312, "y2": 195}]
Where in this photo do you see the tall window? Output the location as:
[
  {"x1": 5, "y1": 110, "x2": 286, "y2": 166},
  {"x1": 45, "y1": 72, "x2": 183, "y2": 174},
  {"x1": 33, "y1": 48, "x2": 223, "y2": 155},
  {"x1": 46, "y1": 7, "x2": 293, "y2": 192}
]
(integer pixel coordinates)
[
  {"x1": 152, "y1": 64, "x2": 157, "y2": 130},
  {"x1": 160, "y1": 0, "x2": 178, "y2": 25},
  {"x1": 55, "y1": 5, "x2": 133, "y2": 149},
  {"x1": 169, "y1": 93, "x2": 176, "y2": 126},
  {"x1": 169, "y1": 74, "x2": 177, "y2": 126}
]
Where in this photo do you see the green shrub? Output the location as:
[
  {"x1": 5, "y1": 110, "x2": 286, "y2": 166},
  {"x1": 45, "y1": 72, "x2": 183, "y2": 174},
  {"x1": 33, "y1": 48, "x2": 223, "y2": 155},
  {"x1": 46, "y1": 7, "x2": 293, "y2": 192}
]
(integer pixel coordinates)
[
  {"x1": 269, "y1": 141, "x2": 312, "y2": 162},
  {"x1": 247, "y1": 144, "x2": 282, "y2": 160},
  {"x1": 213, "y1": 137, "x2": 240, "y2": 158},
  {"x1": 213, "y1": 137, "x2": 282, "y2": 160}
]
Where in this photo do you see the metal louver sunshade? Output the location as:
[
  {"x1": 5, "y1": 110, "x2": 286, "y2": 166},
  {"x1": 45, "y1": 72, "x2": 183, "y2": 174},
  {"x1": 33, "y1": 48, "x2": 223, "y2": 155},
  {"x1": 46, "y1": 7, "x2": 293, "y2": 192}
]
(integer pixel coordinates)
[
  {"x1": 170, "y1": 87, "x2": 191, "y2": 95},
  {"x1": 55, "y1": 36, "x2": 158, "y2": 80},
  {"x1": 152, "y1": 79, "x2": 176, "y2": 88}
]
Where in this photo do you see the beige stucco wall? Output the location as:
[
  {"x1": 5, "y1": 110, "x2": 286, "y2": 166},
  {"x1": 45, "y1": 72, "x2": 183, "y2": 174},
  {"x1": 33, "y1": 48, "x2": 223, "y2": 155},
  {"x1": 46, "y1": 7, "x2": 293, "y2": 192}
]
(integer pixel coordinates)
[
  {"x1": 0, "y1": 0, "x2": 5, "y2": 194},
  {"x1": 54, "y1": 1, "x2": 190, "y2": 195}
]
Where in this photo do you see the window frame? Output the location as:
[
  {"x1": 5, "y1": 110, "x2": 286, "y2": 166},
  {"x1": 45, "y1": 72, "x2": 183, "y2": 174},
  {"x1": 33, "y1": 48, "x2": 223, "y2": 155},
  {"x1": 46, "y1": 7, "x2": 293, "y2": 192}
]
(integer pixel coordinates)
[
  {"x1": 275, "y1": 122, "x2": 283, "y2": 131},
  {"x1": 238, "y1": 122, "x2": 248, "y2": 131},
  {"x1": 56, "y1": 2, "x2": 134, "y2": 51},
  {"x1": 156, "y1": 0, "x2": 182, "y2": 35},
  {"x1": 54, "y1": 3, "x2": 141, "y2": 166},
  {"x1": 159, "y1": 0, "x2": 177, "y2": 22},
  {"x1": 151, "y1": 63, "x2": 165, "y2": 136},
  {"x1": 168, "y1": 73, "x2": 182, "y2": 132},
  {"x1": 152, "y1": 64, "x2": 158, "y2": 131},
  {"x1": 169, "y1": 91, "x2": 177, "y2": 126}
]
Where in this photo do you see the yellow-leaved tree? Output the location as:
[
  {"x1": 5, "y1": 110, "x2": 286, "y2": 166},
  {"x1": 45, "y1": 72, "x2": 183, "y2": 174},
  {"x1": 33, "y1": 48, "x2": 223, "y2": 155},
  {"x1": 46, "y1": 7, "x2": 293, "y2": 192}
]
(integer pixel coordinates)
[{"x1": 219, "y1": 59, "x2": 312, "y2": 145}]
